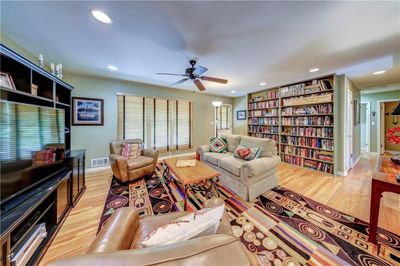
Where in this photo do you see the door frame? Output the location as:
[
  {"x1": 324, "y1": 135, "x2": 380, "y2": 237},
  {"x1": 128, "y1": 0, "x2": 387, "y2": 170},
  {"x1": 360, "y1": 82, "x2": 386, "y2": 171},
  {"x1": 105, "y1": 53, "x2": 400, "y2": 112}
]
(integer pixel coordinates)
[
  {"x1": 344, "y1": 88, "x2": 353, "y2": 173},
  {"x1": 377, "y1": 99, "x2": 399, "y2": 154},
  {"x1": 360, "y1": 101, "x2": 370, "y2": 153}
]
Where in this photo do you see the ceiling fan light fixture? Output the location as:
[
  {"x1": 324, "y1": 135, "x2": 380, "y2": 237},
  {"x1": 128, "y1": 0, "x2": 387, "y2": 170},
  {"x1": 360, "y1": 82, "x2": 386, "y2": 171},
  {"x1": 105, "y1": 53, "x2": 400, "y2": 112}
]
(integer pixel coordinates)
[{"x1": 212, "y1": 101, "x2": 222, "y2": 107}]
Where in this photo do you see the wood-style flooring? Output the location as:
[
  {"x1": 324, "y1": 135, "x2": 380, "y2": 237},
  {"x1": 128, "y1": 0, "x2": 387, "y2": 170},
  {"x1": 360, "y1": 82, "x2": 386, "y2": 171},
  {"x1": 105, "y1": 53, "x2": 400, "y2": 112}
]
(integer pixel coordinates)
[{"x1": 39, "y1": 154, "x2": 400, "y2": 265}]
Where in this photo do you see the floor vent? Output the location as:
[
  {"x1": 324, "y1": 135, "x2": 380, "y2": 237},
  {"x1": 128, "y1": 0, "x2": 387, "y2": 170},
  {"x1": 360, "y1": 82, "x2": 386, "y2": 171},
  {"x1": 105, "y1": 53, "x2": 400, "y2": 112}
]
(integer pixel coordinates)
[{"x1": 91, "y1": 157, "x2": 109, "y2": 167}]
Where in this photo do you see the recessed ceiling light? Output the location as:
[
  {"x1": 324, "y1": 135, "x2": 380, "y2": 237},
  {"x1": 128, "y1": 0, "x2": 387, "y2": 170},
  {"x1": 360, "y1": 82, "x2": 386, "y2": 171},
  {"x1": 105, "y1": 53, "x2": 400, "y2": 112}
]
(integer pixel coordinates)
[
  {"x1": 373, "y1": 70, "x2": 386, "y2": 75},
  {"x1": 107, "y1": 65, "x2": 118, "y2": 71},
  {"x1": 309, "y1": 68, "x2": 319, "y2": 73},
  {"x1": 259, "y1": 82, "x2": 267, "y2": 86},
  {"x1": 91, "y1": 9, "x2": 112, "y2": 24},
  {"x1": 231, "y1": 90, "x2": 236, "y2": 94}
]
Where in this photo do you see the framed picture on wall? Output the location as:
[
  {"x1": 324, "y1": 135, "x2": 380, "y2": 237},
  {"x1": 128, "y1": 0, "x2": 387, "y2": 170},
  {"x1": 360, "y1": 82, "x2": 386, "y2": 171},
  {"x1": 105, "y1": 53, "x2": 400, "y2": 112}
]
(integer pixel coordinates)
[
  {"x1": 237, "y1": 110, "x2": 247, "y2": 120},
  {"x1": 72, "y1": 97, "x2": 104, "y2": 126}
]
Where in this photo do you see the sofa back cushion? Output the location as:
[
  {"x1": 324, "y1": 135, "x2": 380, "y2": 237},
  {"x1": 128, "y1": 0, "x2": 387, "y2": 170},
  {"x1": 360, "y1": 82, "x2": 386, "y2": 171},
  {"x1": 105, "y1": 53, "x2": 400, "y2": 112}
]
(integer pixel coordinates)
[
  {"x1": 239, "y1": 136, "x2": 275, "y2": 157},
  {"x1": 220, "y1": 134, "x2": 241, "y2": 153}
]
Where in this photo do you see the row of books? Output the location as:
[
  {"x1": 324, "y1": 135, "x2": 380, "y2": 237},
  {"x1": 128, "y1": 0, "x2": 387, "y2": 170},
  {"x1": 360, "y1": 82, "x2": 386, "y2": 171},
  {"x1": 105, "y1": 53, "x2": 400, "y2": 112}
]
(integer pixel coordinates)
[
  {"x1": 281, "y1": 116, "x2": 333, "y2": 126},
  {"x1": 249, "y1": 117, "x2": 279, "y2": 126},
  {"x1": 280, "y1": 83, "x2": 305, "y2": 97},
  {"x1": 281, "y1": 127, "x2": 333, "y2": 138},
  {"x1": 281, "y1": 146, "x2": 333, "y2": 162},
  {"x1": 281, "y1": 103, "x2": 333, "y2": 115},
  {"x1": 248, "y1": 109, "x2": 279, "y2": 118},
  {"x1": 249, "y1": 90, "x2": 279, "y2": 102},
  {"x1": 248, "y1": 125, "x2": 279, "y2": 134},
  {"x1": 281, "y1": 154, "x2": 334, "y2": 174},
  {"x1": 249, "y1": 132, "x2": 279, "y2": 141},
  {"x1": 248, "y1": 99, "x2": 279, "y2": 110},
  {"x1": 281, "y1": 136, "x2": 334, "y2": 150},
  {"x1": 282, "y1": 93, "x2": 333, "y2": 107}
]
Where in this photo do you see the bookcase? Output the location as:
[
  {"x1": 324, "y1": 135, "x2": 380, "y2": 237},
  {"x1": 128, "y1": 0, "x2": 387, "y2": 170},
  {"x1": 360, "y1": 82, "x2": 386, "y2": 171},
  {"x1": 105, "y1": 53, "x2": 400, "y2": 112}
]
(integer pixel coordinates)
[{"x1": 247, "y1": 75, "x2": 335, "y2": 174}]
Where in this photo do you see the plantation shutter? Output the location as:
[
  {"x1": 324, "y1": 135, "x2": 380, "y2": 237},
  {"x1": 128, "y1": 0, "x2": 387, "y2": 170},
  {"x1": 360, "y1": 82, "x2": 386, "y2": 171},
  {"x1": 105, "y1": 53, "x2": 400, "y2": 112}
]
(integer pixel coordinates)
[{"x1": 117, "y1": 95, "x2": 192, "y2": 151}]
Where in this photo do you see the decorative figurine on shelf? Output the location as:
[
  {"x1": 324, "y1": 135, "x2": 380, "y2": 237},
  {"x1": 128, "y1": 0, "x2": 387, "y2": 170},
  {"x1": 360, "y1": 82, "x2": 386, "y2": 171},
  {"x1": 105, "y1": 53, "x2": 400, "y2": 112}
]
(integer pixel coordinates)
[
  {"x1": 55, "y1": 63, "x2": 63, "y2": 79},
  {"x1": 50, "y1": 63, "x2": 55, "y2": 75},
  {"x1": 38, "y1": 54, "x2": 44, "y2": 68}
]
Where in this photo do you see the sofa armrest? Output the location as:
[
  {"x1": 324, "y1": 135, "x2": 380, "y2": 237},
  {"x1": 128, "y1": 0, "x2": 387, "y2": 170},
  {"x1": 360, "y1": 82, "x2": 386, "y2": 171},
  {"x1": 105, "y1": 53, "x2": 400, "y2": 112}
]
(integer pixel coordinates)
[
  {"x1": 50, "y1": 235, "x2": 252, "y2": 266},
  {"x1": 87, "y1": 207, "x2": 139, "y2": 254},
  {"x1": 142, "y1": 148, "x2": 159, "y2": 169},
  {"x1": 241, "y1": 156, "x2": 281, "y2": 178},
  {"x1": 197, "y1": 145, "x2": 209, "y2": 161},
  {"x1": 109, "y1": 153, "x2": 125, "y2": 163}
]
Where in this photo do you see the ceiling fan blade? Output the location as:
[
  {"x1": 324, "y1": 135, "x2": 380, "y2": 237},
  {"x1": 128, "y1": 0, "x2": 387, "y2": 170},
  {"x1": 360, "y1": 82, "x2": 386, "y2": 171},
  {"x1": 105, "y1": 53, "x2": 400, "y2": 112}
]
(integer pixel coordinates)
[
  {"x1": 192, "y1": 66, "x2": 208, "y2": 76},
  {"x1": 169, "y1": 78, "x2": 189, "y2": 87},
  {"x1": 200, "y1": 76, "x2": 228, "y2": 84},
  {"x1": 194, "y1": 79, "x2": 206, "y2": 91},
  {"x1": 157, "y1": 72, "x2": 186, "y2": 76}
]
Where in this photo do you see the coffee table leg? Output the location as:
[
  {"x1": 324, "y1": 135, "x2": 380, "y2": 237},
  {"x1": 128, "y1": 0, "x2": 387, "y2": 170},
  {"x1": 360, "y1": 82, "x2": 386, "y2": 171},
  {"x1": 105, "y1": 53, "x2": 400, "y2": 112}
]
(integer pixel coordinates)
[
  {"x1": 211, "y1": 179, "x2": 219, "y2": 198},
  {"x1": 184, "y1": 185, "x2": 188, "y2": 211},
  {"x1": 163, "y1": 165, "x2": 171, "y2": 184},
  {"x1": 368, "y1": 181, "x2": 382, "y2": 244}
]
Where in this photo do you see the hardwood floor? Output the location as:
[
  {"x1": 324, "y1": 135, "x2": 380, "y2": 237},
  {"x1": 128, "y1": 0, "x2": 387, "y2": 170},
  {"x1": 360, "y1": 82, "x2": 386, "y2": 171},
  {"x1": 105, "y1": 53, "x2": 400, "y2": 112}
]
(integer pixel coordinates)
[{"x1": 39, "y1": 155, "x2": 400, "y2": 265}]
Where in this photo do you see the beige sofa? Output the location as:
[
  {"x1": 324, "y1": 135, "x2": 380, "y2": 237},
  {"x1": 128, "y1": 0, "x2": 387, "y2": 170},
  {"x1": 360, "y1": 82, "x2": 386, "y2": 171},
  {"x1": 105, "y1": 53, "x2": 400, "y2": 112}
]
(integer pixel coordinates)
[{"x1": 197, "y1": 134, "x2": 280, "y2": 201}]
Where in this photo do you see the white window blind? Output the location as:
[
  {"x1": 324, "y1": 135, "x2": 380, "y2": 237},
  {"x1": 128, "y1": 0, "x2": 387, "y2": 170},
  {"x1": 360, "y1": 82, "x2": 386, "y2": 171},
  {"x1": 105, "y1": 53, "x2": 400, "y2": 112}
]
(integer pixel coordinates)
[{"x1": 117, "y1": 95, "x2": 192, "y2": 151}]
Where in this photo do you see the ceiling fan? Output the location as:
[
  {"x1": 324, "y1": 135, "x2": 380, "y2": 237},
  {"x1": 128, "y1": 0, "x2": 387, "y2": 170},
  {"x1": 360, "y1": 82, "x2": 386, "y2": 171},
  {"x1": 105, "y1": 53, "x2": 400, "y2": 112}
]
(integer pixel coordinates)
[{"x1": 157, "y1": 59, "x2": 228, "y2": 91}]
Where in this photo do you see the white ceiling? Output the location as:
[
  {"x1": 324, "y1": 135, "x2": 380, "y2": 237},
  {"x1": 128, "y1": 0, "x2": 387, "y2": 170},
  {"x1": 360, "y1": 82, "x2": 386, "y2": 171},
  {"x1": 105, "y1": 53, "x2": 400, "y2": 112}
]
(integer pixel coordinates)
[{"x1": 1, "y1": 1, "x2": 399, "y2": 96}]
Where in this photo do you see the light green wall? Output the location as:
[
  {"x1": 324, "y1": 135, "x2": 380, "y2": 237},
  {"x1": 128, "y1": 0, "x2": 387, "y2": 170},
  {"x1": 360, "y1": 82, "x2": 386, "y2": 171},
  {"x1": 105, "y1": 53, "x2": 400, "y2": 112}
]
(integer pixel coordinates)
[
  {"x1": 65, "y1": 74, "x2": 231, "y2": 163},
  {"x1": 232, "y1": 96, "x2": 247, "y2": 135},
  {"x1": 361, "y1": 88, "x2": 400, "y2": 153},
  {"x1": 1, "y1": 34, "x2": 232, "y2": 164}
]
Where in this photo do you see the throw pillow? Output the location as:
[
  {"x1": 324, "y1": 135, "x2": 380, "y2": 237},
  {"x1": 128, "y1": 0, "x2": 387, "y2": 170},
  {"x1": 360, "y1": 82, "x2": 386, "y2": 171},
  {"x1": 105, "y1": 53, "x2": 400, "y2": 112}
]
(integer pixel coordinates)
[
  {"x1": 121, "y1": 143, "x2": 143, "y2": 159},
  {"x1": 209, "y1": 137, "x2": 227, "y2": 153},
  {"x1": 141, "y1": 204, "x2": 225, "y2": 247},
  {"x1": 233, "y1": 145, "x2": 260, "y2": 161}
]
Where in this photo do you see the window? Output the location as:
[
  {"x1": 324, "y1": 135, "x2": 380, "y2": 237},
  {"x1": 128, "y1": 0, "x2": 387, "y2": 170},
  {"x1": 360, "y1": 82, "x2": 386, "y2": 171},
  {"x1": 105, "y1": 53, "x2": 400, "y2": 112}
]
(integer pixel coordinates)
[{"x1": 117, "y1": 95, "x2": 192, "y2": 151}]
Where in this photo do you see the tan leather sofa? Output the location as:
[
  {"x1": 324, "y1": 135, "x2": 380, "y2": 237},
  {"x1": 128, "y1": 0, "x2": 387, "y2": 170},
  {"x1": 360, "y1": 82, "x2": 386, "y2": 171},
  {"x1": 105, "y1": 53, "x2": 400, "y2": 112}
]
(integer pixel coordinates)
[
  {"x1": 50, "y1": 198, "x2": 255, "y2": 266},
  {"x1": 109, "y1": 139, "x2": 159, "y2": 183}
]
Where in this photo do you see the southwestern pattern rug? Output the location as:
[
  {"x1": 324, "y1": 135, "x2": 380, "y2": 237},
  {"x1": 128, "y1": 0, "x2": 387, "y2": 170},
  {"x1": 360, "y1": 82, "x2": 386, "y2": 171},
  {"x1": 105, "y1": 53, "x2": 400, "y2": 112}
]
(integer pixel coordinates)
[{"x1": 98, "y1": 165, "x2": 400, "y2": 266}]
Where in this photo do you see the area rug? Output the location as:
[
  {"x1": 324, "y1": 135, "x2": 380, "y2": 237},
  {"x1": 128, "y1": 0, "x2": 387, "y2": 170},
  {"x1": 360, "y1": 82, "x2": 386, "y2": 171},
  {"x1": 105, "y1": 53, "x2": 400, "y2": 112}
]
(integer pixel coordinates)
[{"x1": 98, "y1": 164, "x2": 400, "y2": 266}]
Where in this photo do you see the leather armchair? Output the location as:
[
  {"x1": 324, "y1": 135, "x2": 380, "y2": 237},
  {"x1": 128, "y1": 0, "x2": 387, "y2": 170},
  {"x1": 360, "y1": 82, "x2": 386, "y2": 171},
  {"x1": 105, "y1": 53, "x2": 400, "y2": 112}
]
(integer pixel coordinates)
[
  {"x1": 50, "y1": 198, "x2": 256, "y2": 266},
  {"x1": 109, "y1": 139, "x2": 159, "y2": 183}
]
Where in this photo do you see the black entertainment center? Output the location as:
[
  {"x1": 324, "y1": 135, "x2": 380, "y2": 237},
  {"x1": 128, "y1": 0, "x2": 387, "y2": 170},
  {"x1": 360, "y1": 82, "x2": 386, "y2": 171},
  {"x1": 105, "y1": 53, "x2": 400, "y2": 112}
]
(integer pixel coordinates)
[{"x1": 0, "y1": 45, "x2": 86, "y2": 266}]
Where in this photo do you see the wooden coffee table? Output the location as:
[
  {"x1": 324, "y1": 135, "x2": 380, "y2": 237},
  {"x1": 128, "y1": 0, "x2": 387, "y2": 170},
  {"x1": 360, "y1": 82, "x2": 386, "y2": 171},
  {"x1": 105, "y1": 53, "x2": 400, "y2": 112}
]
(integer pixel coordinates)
[
  {"x1": 162, "y1": 157, "x2": 220, "y2": 210},
  {"x1": 368, "y1": 155, "x2": 400, "y2": 244}
]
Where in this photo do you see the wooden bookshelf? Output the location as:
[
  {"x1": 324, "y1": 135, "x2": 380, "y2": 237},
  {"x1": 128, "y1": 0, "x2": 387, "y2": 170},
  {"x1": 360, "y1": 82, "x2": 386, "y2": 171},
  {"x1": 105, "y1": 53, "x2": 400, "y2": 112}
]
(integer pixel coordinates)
[{"x1": 247, "y1": 75, "x2": 335, "y2": 174}]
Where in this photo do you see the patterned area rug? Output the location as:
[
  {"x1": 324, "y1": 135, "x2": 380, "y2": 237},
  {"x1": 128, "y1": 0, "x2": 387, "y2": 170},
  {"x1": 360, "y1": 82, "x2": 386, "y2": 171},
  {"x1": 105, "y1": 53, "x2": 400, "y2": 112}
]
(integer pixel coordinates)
[{"x1": 98, "y1": 164, "x2": 400, "y2": 266}]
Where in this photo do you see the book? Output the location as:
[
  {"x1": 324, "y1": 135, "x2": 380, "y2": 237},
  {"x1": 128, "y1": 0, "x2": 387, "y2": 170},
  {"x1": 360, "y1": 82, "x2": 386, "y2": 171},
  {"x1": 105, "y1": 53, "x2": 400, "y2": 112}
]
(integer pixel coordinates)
[{"x1": 176, "y1": 159, "x2": 197, "y2": 168}]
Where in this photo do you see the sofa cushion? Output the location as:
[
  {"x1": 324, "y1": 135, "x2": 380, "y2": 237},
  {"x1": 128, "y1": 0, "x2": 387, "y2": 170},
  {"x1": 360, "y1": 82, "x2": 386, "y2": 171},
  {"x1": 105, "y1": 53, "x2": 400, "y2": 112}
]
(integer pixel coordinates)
[
  {"x1": 240, "y1": 136, "x2": 275, "y2": 157},
  {"x1": 221, "y1": 134, "x2": 241, "y2": 153},
  {"x1": 203, "y1": 152, "x2": 231, "y2": 166},
  {"x1": 209, "y1": 137, "x2": 228, "y2": 153},
  {"x1": 127, "y1": 156, "x2": 153, "y2": 170},
  {"x1": 217, "y1": 156, "x2": 246, "y2": 176},
  {"x1": 233, "y1": 145, "x2": 260, "y2": 161}
]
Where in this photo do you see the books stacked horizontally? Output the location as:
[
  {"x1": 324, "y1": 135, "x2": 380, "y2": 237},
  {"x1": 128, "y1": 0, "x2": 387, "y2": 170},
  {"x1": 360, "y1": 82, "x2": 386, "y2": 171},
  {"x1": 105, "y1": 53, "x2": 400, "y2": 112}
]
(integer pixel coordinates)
[{"x1": 281, "y1": 103, "x2": 333, "y2": 115}]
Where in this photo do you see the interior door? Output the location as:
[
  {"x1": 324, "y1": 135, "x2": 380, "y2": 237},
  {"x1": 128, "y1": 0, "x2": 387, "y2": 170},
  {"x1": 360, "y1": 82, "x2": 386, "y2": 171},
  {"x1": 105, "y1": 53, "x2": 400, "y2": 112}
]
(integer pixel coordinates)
[
  {"x1": 380, "y1": 102, "x2": 385, "y2": 155},
  {"x1": 345, "y1": 90, "x2": 353, "y2": 171}
]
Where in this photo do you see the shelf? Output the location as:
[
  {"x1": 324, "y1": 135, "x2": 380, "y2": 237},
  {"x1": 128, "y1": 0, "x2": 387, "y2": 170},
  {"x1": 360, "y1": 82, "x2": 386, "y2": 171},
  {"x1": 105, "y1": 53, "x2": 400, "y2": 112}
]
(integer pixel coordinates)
[
  {"x1": 1, "y1": 87, "x2": 54, "y2": 103},
  {"x1": 248, "y1": 131, "x2": 279, "y2": 135},
  {"x1": 248, "y1": 115, "x2": 279, "y2": 118},
  {"x1": 249, "y1": 124, "x2": 280, "y2": 126},
  {"x1": 280, "y1": 143, "x2": 334, "y2": 152},
  {"x1": 281, "y1": 124, "x2": 333, "y2": 127},
  {"x1": 249, "y1": 98, "x2": 279, "y2": 103},
  {"x1": 280, "y1": 152, "x2": 334, "y2": 164},
  {"x1": 281, "y1": 134, "x2": 334, "y2": 139},
  {"x1": 248, "y1": 107, "x2": 279, "y2": 111},
  {"x1": 56, "y1": 102, "x2": 71, "y2": 107},
  {"x1": 281, "y1": 113, "x2": 334, "y2": 117},
  {"x1": 280, "y1": 89, "x2": 334, "y2": 99},
  {"x1": 282, "y1": 100, "x2": 334, "y2": 108}
]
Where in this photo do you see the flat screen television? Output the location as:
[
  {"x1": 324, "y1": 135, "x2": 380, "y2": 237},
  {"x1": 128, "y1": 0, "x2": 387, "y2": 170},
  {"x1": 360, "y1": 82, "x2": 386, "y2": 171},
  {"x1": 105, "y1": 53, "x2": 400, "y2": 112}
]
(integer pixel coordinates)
[{"x1": 0, "y1": 101, "x2": 66, "y2": 204}]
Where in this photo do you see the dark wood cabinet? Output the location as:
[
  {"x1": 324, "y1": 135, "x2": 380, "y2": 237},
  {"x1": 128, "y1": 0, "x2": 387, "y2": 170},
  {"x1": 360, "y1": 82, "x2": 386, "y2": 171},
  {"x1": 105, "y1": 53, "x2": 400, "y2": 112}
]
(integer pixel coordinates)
[
  {"x1": 69, "y1": 150, "x2": 86, "y2": 206},
  {"x1": 57, "y1": 178, "x2": 70, "y2": 223}
]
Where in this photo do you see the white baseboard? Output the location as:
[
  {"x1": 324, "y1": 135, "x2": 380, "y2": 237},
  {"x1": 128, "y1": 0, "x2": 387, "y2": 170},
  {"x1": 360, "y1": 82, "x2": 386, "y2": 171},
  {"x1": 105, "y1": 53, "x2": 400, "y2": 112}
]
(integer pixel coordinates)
[
  {"x1": 336, "y1": 170, "x2": 348, "y2": 176},
  {"x1": 86, "y1": 152, "x2": 196, "y2": 173},
  {"x1": 351, "y1": 156, "x2": 361, "y2": 168}
]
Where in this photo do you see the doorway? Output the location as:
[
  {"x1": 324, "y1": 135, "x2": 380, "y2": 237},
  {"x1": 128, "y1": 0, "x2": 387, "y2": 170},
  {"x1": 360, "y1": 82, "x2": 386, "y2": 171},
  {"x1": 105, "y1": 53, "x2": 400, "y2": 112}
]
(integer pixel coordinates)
[
  {"x1": 215, "y1": 104, "x2": 232, "y2": 137},
  {"x1": 360, "y1": 102, "x2": 370, "y2": 152},
  {"x1": 378, "y1": 100, "x2": 400, "y2": 154}
]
